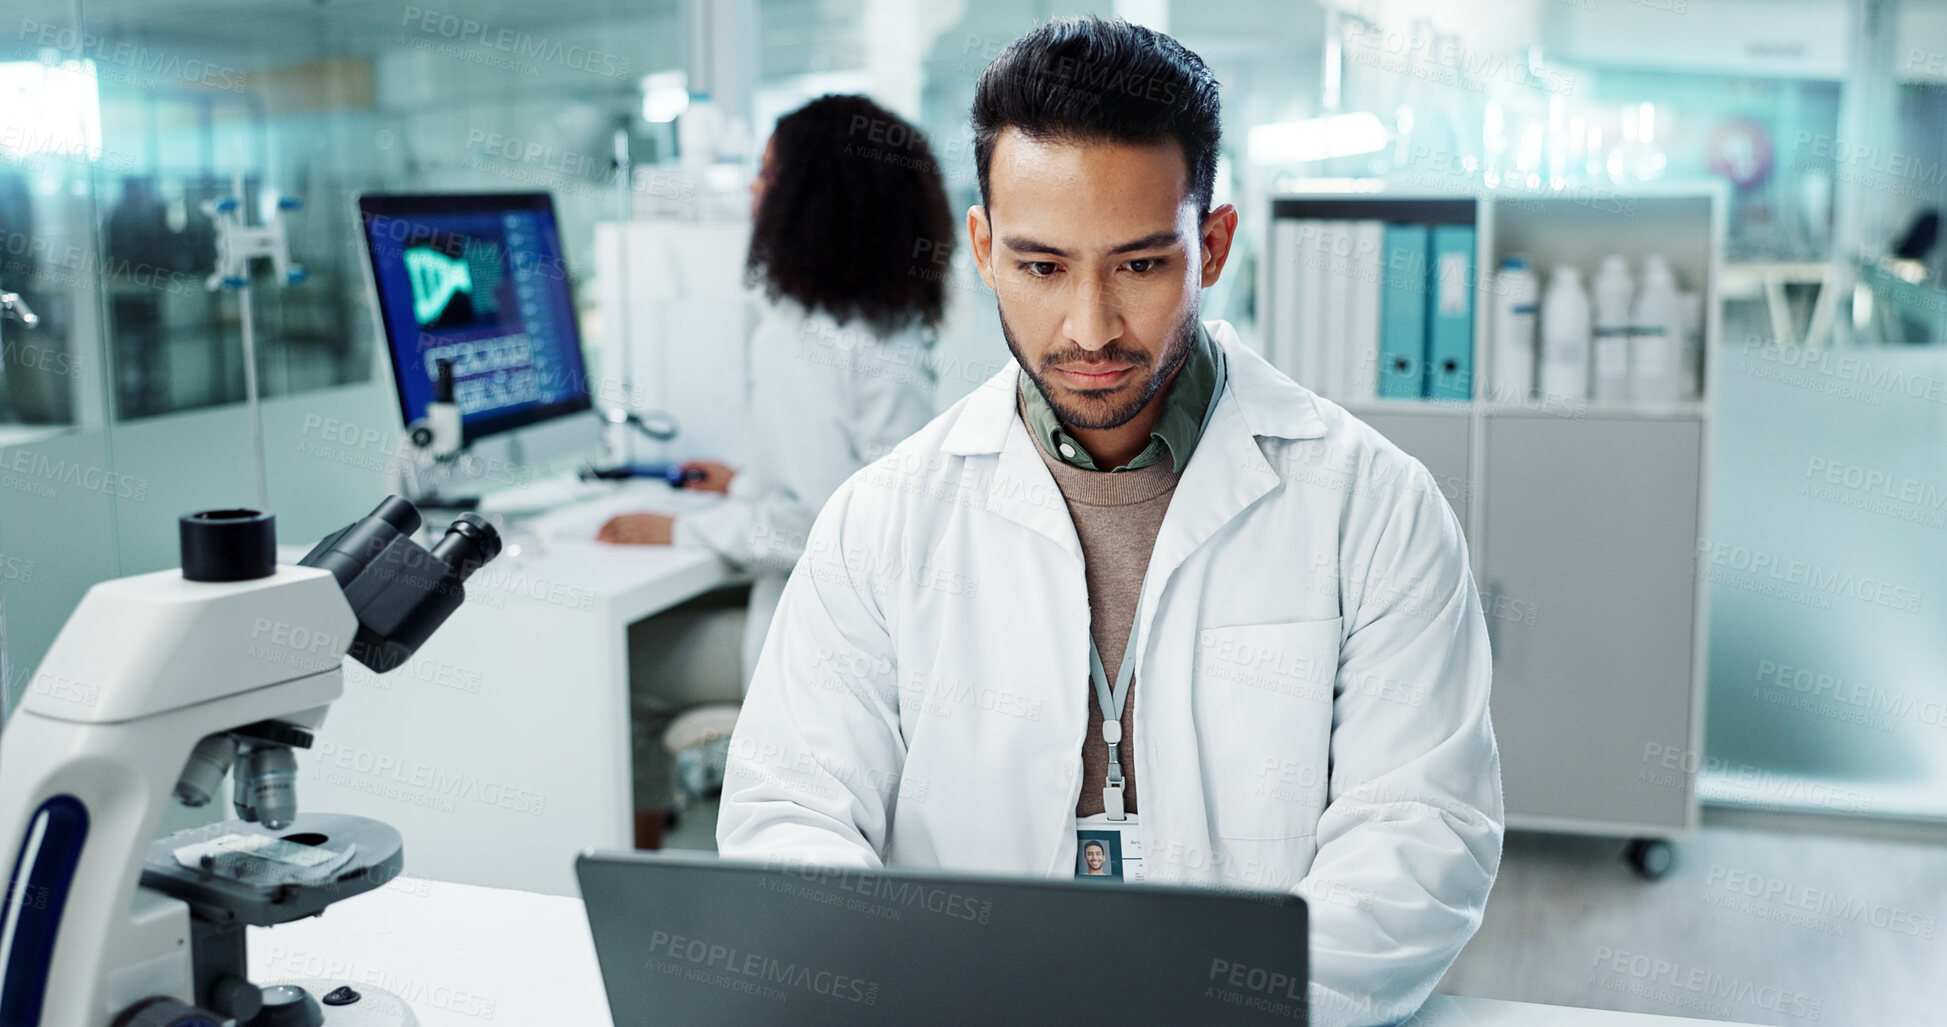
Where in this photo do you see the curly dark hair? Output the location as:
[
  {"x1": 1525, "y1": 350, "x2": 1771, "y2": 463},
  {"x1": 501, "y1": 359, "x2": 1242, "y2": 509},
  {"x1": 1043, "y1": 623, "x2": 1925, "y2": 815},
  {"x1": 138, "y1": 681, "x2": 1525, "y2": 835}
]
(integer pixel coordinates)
[{"x1": 745, "y1": 95, "x2": 954, "y2": 336}]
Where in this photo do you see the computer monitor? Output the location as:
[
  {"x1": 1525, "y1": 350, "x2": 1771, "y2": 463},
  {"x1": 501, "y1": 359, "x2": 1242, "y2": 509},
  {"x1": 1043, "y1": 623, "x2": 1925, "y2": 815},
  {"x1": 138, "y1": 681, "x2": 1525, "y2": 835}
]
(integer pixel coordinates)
[{"x1": 357, "y1": 192, "x2": 592, "y2": 444}]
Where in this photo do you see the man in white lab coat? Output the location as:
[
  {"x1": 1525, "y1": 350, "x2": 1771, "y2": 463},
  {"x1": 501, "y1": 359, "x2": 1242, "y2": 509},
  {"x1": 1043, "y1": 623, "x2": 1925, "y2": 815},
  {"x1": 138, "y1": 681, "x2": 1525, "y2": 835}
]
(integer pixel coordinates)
[{"x1": 719, "y1": 16, "x2": 1503, "y2": 1026}]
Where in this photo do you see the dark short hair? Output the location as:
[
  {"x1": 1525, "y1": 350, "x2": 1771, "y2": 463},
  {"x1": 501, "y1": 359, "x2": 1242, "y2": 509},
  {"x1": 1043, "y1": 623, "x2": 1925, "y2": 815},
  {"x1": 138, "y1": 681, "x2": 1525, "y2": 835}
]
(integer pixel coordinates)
[
  {"x1": 971, "y1": 16, "x2": 1221, "y2": 216},
  {"x1": 1083, "y1": 840, "x2": 1106, "y2": 853},
  {"x1": 746, "y1": 94, "x2": 954, "y2": 335}
]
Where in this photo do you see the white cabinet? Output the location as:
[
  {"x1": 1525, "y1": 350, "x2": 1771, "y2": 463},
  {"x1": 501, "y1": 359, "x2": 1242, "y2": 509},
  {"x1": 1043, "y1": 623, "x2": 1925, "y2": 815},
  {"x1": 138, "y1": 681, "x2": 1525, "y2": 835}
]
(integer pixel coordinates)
[
  {"x1": 1480, "y1": 412, "x2": 1706, "y2": 834},
  {"x1": 1265, "y1": 184, "x2": 1721, "y2": 841}
]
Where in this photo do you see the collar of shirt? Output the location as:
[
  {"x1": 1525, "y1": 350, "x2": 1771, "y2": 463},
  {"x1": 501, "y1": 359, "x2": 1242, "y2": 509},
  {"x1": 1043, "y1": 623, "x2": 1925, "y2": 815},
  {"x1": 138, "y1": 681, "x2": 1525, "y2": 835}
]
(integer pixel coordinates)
[{"x1": 1017, "y1": 323, "x2": 1226, "y2": 473}]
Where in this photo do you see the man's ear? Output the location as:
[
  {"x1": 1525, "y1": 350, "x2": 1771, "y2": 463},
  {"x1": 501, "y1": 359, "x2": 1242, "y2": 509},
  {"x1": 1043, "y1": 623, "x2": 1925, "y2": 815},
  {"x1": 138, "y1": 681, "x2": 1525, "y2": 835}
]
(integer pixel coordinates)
[
  {"x1": 968, "y1": 205, "x2": 999, "y2": 292},
  {"x1": 1199, "y1": 203, "x2": 1240, "y2": 288}
]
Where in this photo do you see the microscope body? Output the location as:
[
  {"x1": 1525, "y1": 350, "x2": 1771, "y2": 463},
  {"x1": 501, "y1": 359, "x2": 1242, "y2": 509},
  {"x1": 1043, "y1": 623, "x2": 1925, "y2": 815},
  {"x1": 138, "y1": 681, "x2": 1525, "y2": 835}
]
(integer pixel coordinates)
[
  {"x1": 0, "y1": 498, "x2": 498, "y2": 1027},
  {"x1": 0, "y1": 565, "x2": 352, "y2": 1025}
]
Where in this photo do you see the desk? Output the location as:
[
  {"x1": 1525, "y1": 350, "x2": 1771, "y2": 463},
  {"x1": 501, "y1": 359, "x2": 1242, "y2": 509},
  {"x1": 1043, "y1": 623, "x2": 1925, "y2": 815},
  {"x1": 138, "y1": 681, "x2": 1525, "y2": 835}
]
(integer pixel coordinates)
[
  {"x1": 292, "y1": 480, "x2": 740, "y2": 896},
  {"x1": 247, "y1": 878, "x2": 1761, "y2": 1027}
]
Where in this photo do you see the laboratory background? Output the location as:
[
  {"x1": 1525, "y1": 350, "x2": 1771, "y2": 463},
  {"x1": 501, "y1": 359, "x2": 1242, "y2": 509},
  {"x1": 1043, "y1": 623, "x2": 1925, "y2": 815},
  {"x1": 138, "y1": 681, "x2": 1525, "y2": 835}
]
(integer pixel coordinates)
[{"x1": 0, "y1": 0, "x2": 1942, "y2": 1024}]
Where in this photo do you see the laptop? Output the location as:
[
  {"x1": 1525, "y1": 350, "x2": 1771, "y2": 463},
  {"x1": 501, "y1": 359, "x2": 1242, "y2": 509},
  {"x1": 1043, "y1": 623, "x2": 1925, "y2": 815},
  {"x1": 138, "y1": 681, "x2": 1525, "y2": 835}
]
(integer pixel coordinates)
[{"x1": 576, "y1": 850, "x2": 1308, "y2": 1026}]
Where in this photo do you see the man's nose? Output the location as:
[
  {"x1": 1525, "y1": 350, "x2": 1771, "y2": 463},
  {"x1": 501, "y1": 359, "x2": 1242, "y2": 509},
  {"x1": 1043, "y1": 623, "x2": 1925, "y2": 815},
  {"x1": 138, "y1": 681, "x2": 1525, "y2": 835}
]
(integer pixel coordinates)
[{"x1": 1062, "y1": 275, "x2": 1123, "y2": 352}]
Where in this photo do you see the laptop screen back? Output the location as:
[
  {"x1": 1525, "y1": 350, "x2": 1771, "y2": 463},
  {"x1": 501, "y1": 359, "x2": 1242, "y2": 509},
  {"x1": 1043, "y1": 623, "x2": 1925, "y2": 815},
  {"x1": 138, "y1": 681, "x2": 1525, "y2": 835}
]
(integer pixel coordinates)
[{"x1": 576, "y1": 851, "x2": 1308, "y2": 1026}]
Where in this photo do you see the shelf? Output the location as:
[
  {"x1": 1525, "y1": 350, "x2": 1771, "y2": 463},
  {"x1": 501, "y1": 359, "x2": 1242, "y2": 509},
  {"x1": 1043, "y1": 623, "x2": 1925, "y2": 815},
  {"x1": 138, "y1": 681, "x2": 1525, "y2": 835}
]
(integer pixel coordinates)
[
  {"x1": 1334, "y1": 398, "x2": 1709, "y2": 420},
  {"x1": 1270, "y1": 178, "x2": 1469, "y2": 200},
  {"x1": 1269, "y1": 177, "x2": 1729, "y2": 204},
  {"x1": 1480, "y1": 399, "x2": 1710, "y2": 420},
  {"x1": 1265, "y1": 184, "x2": 1721, "y2": 429},
  {"x1": 1333, "y1": 397, "x2": 1473, "y2": 417},
  {"x1": 1268, "y1": 194, "x2": 1474, "y2": 225}
]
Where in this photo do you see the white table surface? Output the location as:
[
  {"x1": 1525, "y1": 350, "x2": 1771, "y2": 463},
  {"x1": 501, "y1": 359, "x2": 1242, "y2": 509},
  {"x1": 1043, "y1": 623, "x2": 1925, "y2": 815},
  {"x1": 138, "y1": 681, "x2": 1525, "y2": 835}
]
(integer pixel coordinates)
[{"x1": 249, "y1": 877, "x2": 1758, "y2": 1027}]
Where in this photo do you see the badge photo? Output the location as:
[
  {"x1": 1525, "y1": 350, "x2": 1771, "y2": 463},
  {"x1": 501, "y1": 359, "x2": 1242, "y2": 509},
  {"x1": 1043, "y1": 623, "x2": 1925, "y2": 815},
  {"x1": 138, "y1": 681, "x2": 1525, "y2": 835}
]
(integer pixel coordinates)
[{"x1": 1076, "y1": 830, "x2": 1123, "y2": 880}]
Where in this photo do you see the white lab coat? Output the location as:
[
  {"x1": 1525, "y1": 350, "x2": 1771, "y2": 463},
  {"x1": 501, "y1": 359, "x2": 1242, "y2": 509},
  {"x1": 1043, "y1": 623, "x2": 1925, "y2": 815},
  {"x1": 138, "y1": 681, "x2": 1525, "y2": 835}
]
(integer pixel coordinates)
[
  {"x1": 718, "y1": 320, "x2": 1503, "y2": 1025},
  {"x1": 673, "y1": 297, "x2": 938, "y2": 682}
]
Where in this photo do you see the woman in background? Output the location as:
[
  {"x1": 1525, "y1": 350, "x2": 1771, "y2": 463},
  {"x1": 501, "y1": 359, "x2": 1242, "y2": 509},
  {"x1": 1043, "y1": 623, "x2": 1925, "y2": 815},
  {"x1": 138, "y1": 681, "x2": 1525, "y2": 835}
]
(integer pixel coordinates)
[{"x1": 599, "y1": 95, "x2": 953, "y2": 837}]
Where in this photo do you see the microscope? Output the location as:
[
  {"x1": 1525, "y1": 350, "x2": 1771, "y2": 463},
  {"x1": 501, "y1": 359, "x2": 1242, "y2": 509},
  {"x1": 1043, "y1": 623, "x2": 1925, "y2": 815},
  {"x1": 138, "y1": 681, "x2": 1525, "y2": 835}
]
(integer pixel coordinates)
[{"x1": 0, "y1": 496, "x2": 500, "y2": 1027}]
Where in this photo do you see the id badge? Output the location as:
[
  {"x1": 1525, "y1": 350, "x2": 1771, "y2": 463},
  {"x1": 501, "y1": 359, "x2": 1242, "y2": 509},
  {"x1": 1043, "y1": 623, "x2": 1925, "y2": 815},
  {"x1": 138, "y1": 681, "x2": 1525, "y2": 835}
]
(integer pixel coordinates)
[{"x1": 1074, "y1": 813, "x2": 1143, "y2": 882}]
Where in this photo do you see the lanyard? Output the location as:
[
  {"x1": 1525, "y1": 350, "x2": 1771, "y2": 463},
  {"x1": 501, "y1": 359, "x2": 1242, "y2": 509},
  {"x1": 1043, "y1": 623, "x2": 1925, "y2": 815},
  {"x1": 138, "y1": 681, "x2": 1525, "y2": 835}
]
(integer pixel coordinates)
[{"x1": 1087, "y1": 599, "x2": 1144, "y2": 821}]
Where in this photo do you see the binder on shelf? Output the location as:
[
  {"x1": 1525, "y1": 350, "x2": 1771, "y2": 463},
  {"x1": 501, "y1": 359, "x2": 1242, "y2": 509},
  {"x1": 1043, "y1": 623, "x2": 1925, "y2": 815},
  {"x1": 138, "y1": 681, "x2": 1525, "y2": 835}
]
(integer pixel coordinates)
[
  {"x1": 1269, "y1": 218, "x2": 1300, "y2": 376},
  {"x1": 1427, "y1": 224, "x2": 1477, "y2": 400},
  {"x1": 1254, "y1": 219, "x2": 1275, "y2": 362},
  {"x1": 1345, "y1": 220, "x2": 1384, "y2": 401},
  {"x1": 1318, "y1": 221, "x2": 1349, "y2": 398},
  {"x1": 1377, "y1": 223, "x2": 1429, "y2": 398},
  {"x1": 1295, "y1": 220, "x2": 1328, "y2": 391}
]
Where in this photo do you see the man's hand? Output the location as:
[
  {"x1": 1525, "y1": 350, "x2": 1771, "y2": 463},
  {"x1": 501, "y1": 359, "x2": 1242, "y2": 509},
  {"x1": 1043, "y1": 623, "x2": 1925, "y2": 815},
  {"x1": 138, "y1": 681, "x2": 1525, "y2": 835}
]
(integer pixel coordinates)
[
  {"x1": 680, "y1": 460, "x2": 736, "y2": 494},
  {"x1": 597, "y1": 512, "x2": 675, "y2": 544}
]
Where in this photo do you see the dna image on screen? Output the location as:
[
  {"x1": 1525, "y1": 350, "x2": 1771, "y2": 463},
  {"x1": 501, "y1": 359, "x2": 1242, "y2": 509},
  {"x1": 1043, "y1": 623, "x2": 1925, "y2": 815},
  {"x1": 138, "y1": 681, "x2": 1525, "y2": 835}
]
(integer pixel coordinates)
[{"x1": 404, "y1": 237, "x2": 505, "y2": 330}]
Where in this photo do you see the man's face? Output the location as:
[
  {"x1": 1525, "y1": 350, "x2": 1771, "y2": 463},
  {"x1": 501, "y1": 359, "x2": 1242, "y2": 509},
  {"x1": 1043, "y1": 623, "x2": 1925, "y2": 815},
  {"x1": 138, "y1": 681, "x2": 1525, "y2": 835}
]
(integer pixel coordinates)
[
  {"x1": 1085, "y1": 845, "x2": 1106, "y2": 871},
  {"x1": 969, "y1": 130, "x2": 1238, "y2": 430}
]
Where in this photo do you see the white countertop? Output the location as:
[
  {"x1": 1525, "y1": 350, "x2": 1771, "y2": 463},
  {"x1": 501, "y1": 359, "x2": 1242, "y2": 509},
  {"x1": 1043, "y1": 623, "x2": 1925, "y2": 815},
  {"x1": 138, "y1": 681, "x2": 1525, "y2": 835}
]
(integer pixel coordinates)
[{"x1": 249, "y1": 876, "x2": 1755, "y2": 1026}]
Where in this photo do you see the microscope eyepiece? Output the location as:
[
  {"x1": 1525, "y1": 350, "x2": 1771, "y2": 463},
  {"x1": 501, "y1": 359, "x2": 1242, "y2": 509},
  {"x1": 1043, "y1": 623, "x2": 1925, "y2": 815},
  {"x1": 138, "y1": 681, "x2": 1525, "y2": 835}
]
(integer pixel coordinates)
[
  {"x1": 299, "y1": 497, "x2": 503, "y2": 673},
  {"x1": 369, "y1": 494, "x2": 422, "y2": 535},
  {"x1": 180, "y1": 508, "x2": 277, "y2": 582},
  {"x1": 430, "y1": 512, "x2": 501, "y2": 580}
]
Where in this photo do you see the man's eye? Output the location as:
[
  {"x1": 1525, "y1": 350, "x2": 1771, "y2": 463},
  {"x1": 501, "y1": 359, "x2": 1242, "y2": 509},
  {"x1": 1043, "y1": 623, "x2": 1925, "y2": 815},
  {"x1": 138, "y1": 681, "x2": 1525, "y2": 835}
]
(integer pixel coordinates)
[
  {"x1": 1125, "y1": 258, "x2": 1163, "y2": 274},
  {"x1": 1020, "y1": 261, "x2": 1059, "y2": 277}
]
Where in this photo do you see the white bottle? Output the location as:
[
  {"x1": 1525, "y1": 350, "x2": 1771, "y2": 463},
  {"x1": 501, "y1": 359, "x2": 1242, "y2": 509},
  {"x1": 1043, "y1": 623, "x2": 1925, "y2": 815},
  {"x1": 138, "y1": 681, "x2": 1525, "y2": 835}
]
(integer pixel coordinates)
[
  {"x1": 1539, "y1": 266, "x2": 1591, "y2": 402},
  {"x1": 1590, "y1": 254, "x2": 1633, "y2": 403},
  {"x1": 1629, "y1": 255, "x2": 1683, "y2": 403},
  {"x1": 1490, "y1": 257, "x2": 1538, "y2": 402},
  {"x1": 678, "y1": 93, "x2": 723, "y2": 176}
]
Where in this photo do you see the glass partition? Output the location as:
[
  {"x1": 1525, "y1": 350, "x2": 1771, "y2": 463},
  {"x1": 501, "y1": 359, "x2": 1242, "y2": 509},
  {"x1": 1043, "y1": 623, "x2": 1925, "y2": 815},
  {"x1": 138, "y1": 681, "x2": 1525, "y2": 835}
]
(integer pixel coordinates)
[
  {"x1": 0, "y1": 4, "x2": 124, "y2": 708},
  {"x1": 0, "y1": 0, "x2": 690, "y2": 704}
]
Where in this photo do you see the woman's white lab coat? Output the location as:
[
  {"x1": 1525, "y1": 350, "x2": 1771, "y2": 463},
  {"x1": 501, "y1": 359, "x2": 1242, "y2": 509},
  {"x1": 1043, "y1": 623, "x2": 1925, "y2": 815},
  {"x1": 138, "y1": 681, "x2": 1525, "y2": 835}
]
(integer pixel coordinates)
[
  {"x1": 718, "y1": 321, "x2": 1504, "y2": 1026},
  {"x1": 673, "y1": 297, "x2": 937, "y2": 681}
]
